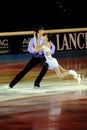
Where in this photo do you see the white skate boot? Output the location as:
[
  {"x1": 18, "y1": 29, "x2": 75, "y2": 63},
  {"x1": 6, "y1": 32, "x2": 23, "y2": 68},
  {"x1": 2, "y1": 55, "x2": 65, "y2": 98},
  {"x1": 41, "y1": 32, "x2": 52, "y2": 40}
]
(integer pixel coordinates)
[
  {"x1": 69, "y1": 70, "x2": 81, "y2": 84},
  {"x1": 75, "y1": 74, "x2": 81, "y2": 84}
]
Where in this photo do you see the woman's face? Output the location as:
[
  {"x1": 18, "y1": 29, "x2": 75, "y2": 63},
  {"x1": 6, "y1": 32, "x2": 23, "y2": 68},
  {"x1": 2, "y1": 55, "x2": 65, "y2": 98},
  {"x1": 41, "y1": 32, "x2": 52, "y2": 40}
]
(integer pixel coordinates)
[{"x1": 44, "y1": 35, "x2": 48, "y2": 42}]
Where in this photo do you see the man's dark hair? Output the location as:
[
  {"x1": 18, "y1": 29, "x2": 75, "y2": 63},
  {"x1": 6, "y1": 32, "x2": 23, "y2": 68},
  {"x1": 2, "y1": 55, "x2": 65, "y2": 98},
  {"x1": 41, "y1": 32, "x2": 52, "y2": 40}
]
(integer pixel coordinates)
[{"x1": 34, "y1": 25, "x2": 44, "y2": 33}]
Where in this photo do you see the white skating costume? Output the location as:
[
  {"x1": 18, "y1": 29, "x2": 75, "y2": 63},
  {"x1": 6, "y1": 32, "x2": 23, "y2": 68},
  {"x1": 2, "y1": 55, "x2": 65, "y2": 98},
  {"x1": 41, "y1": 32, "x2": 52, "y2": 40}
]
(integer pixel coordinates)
[
  {"x1": 42, "y1": 45, "x2": 81, "y2": 84},
  {"x1": 42, "y1": 45, "x2": 58, "y2": 70}
]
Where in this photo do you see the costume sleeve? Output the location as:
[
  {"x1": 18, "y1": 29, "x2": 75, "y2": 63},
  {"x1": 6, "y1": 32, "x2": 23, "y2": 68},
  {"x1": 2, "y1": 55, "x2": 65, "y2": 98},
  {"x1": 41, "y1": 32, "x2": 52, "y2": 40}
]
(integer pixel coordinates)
[
  {"x1": 50, "y1": 41, "x2": 56, "y2": 54},
  {"x1": 27, "y1": 38, "x2": 34, "y2": 54}
]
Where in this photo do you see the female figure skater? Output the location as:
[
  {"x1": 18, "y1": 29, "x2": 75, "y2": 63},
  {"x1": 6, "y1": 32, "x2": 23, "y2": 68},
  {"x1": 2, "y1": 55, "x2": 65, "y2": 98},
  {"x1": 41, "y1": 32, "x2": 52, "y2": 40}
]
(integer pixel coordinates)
[{"x1": 32, "y1": 33, "x2": 81, "y2": 84}]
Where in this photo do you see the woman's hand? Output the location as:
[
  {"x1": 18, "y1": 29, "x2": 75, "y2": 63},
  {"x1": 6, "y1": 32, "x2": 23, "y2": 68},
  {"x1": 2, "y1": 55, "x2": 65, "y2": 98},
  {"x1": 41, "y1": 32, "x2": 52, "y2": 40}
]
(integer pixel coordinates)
[{"x1": 31, "y1": 44, "x2": 42, "y2": 52}]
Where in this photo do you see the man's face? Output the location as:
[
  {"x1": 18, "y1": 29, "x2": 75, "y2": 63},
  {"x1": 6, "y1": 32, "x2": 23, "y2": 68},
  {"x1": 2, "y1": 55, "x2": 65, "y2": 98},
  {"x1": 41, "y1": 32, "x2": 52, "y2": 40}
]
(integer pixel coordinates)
[{"x1": 38, "y1": 29, "x2": 44, "y2": 36}]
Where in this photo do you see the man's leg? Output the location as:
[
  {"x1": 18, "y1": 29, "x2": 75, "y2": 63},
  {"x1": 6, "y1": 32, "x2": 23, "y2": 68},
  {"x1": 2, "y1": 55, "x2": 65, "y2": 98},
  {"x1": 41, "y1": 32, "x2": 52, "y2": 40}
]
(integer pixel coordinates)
[
  {"x1": 9, "y1": 57, "x2": 41, "y2": 88},
  {"x1": 34, "y1": 62, "x2": 48, "y2": 88}
]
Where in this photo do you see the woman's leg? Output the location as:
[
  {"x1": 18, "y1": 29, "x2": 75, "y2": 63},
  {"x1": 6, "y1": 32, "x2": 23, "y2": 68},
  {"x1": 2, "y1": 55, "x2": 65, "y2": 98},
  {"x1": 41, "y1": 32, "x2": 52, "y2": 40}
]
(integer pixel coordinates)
[
  {"x1": 54, "y1": 66, "x2": 69, "y2": 78},
  {"x1": 54, "y1": 65, "x2": 81, "y2": 84},
  {"x1": 58, "y1": 64, "x2": 68, "y2": 73}
]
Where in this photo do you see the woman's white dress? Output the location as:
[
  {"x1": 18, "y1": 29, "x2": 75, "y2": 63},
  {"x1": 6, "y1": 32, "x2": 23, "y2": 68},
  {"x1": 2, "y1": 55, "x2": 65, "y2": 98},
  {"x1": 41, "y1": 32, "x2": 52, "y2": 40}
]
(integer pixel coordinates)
[{"x1": 42, "y1": 45, "x2": 58, "y2": 70}]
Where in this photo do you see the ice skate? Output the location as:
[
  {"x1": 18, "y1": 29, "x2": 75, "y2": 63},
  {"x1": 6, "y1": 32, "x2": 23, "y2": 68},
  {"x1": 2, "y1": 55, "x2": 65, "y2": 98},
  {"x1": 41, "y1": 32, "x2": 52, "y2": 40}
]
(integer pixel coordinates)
[{"x1": 74, "y1": 74, "x2": 81, "y2": 84}]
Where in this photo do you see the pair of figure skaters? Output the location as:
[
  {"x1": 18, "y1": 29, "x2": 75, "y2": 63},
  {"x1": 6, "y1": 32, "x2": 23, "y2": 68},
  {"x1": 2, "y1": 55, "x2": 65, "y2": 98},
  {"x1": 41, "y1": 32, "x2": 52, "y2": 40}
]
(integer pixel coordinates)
[{"x1": 9, "y1": 26, "x2": 81, "y2": 89}]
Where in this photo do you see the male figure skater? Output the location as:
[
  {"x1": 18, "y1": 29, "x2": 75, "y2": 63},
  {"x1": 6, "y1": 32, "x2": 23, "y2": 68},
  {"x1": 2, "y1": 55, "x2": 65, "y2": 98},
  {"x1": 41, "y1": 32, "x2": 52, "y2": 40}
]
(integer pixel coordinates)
[{"x1": 9, "y1": 25, "x2": 55, "y2": 88}]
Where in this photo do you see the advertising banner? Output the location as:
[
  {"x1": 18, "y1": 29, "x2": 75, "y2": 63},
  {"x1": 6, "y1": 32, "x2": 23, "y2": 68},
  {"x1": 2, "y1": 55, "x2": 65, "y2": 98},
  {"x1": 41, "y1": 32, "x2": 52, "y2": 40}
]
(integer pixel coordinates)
[{"x1": 0, "y1": 28, "x2": 87, "y2": 57}]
